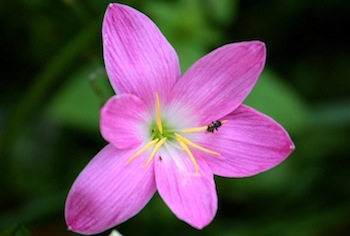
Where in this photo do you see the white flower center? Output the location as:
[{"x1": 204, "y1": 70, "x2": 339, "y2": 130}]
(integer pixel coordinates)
[{"x1": 127, "y1": 93, "x2": 227, "y2": 175}]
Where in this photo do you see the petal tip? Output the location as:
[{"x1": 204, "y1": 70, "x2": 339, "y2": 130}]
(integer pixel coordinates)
[
  {"x1": 241, "y1": 40, "x2": 266, "y2": 60},
  {"x1": 283, "y1": 130, "x2": 296, "y2": 153},
  {"x1": 106, "y1": 3, "x2": 119, "y2": 12},
  {"x1": 255, "y1": 40, "x2": 266, "y2": 47},
  {"x1": 249, "y1": 40, "x2": 266, "y2": 47},
  {"x1": 64, "y1": 208, "x2": 80, "y2": 234},
  {"x1": 289, "y1": 143, "x2": 296, "y2": 151},
  {"x1": 105, "y1": 3, "x2": 132, "y2": 17},
  {"x1": 251, "y1": 40, "x2": 266, "y2": 57},
  {"x1": 107, "y1": 3, "x2": 121, "y2": 9},
  {"x1": 190, "y1": 221, "x2": 212, "y2": 230}
]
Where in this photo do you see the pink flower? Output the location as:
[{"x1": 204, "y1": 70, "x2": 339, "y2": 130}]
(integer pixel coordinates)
[{"x1": 65, "y1": 3, "x2": 295, "y2": 235}]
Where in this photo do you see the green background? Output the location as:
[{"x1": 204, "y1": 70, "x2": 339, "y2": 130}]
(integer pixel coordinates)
[{"x1": 1, "y1": 0, "x2": 349, "y2": 235}]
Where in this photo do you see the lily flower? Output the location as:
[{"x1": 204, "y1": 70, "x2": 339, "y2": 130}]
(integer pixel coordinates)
[{"x1": 65, "y1": 3, "x2": 295, "y2": 235}]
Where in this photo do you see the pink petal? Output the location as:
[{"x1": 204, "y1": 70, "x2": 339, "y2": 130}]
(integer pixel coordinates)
[
  {"x1": 65, "y1": 144, "x2": 156, "y2": 235},
  {"x1": 154, "y1": 149, "x2": 217, "y2": 229},
  {"x1": 171, "y1": 41, "x2": 266, "y2": 124},
  {"x1": 199, "y1": 105, "x2": 295, "y2": 177},
  {"x1": 100, "y1": 94, "x2": 150, "y2": 149},
  {"x1": 102, "y1": 3, "x2": 181, "y2": 104}
]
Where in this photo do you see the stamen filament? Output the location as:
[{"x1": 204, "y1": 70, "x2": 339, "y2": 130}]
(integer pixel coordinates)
[
  {"x1": 175, "y1": 133, "x2": 220, "y2": 156},
  {"x1": 127, "y1": 139, "x2": 159, "y2": 163},
  {"x1": 156, "y1": 92, "x2": 163, "y2": 134},
  {"x1": 142, "y1": 137, "x2": 167, "y2": 168},
  {"x1": 176, "y1": 136, "x2": 199, "y2": 174},
  {"x1": 181, "y1": 120, "x2": 228, "y2": 133},
  {"x1": 181, "y1": 126, "x2": 207, "y2": 133}
]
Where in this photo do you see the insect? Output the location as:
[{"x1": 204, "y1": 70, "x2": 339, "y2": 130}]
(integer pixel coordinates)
[{"x1": 207, "y1": 120, "x2": 222, "y2": 133}]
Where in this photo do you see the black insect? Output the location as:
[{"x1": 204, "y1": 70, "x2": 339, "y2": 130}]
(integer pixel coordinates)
[{"x1": 207, "y1": 120, "x2": 222, "y2": 133}]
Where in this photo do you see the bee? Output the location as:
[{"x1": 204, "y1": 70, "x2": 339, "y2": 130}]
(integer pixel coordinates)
[{"x1": 207, "y1": 120, "x2": 222, "y2": 133}]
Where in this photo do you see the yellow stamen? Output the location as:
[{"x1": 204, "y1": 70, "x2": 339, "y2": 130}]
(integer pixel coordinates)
[
  {"x1": 127, "y1": 139, "x2": 159, "y2": 163},
  {"x1": 181, "y1": 126, "x2": 207, "y2": 133},
  {"x1": 181, "y1": 120, "x2": 228, "y2": 133},
  {"x1": 175, "y1": 133, "x2": 220, "y2": 156},
  {"x1": 176, "y1": 136, "x2": 199, "y2": 174},
  {"x1": 142, "y1": 137, "x2": 167, "y2": 168},
  {"x1": 156, "y1": 92, "x2": 163, "y2": 134}
]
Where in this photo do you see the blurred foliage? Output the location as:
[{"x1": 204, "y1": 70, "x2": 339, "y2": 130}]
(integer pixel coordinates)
[
  {"x1": 0, "y1": 0, "x2": 349, "y2": 236},
  {"x1": 0, "y1": 224, "x2": 30, "y2": 236},
  {"x1": 245, "y1": 69, "x2": 309, "y2": 135}
]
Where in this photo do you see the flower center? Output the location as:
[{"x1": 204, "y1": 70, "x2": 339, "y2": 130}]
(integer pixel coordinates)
[
  {"x1": 150, "y1": 121, "x2": 175, "y2": 141},
  {"x1": 127, "y1": 92, "x2": 227, "y2": 175}
]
